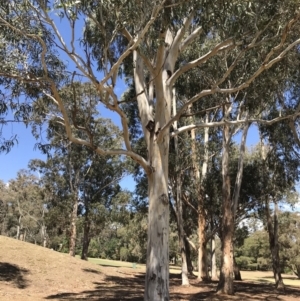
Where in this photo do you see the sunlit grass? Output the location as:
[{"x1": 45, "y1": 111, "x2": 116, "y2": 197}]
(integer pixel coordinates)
[
  {"x1": 241, "y1": 270, "x2": 300, "y2": 286},
  {"x1": 82, "y1": 257, "x2": 300, "y2": 287},
  {"x1": 83, "y1": 257, "x2": 181, "y2": 274}
]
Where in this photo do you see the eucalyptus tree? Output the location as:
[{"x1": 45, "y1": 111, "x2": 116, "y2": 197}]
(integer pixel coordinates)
[
  {"x1": 279, "y1": 211, "x2": 300, "y2": 278},
  {"x1": 1, "y1": 1, "x2": 300, "y2": 298},
  {"x1": 3, "y1": 170, "x2": 46, "y2": 244},
  {"x1": 30, "y1": 115, "x2": 123, "y2": 257},
  {"x1": 80, "y1": 162, "x2": 126, "y2": 260},
  {"x1": 257, "y1": 137, "x2": 300, "y2": 289},
  {"x1": 0, "y1": 180, "x2": 11, "y2": 235}
]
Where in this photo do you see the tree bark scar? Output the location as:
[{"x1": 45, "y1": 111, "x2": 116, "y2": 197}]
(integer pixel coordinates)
[
  {"x1": 146, "y1": 120, "x2": 155, "y2": 132},
  {"x1": 159, "y1": 193, "x2": 169, "y2": 205},
  {"x1": 150, "y1": 273, "x2": 156, "y2": 280}
]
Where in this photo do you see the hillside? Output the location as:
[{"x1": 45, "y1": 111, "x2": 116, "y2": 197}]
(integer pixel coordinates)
[
  {"x1": 0, "y1": 236, "x2": 144, "y2": 301},
  {"x1": 1, "y1": 235, "x2": 300, "y2": 301}
]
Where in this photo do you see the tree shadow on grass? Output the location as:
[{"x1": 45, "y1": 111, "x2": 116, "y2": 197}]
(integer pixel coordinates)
[
  {"x1": 0, "y1": 262, "x2": 29, "y2": 289},
  {"x1": 82, "y1": 268, "x2": 102, "y2": 275},
  {"x1": 260, "y1": 275, "x2": 300, "y2": 281},
  {"x1": 45, "y1": 272, "x2": 300, "y2": 301},
  {"x1": 45, "y1": 271, "x2": 145, "y2": 300}
]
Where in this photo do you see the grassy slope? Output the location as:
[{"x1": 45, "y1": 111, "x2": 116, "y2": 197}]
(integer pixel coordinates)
[
  {"x1": 0, "y1": 236, "x2": 107, "y2": 300},
  {"x1": 1, "y1": 235, "x2": 300, "y2": 301}
]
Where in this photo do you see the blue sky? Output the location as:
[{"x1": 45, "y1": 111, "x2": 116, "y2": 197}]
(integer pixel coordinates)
[
  {"x1": 0, "y1": 121, "x2": 260, "y2": 184},
  {"x1": 0, "y1": 8, "x2": 262, "y2": 191}
]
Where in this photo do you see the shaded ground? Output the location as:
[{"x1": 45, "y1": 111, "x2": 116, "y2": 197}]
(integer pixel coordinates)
[{"x1": 1, "y1": 236, "x2": 300, "y2": 300}]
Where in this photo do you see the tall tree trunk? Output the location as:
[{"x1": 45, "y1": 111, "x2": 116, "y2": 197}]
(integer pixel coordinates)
[
  {"x1": 217, "y1": 111, "x2": 249, "y2": 293},
  {"x1": 177, "y1": 199, "x2": 189, "y2": 285},
  {"x1": 144, "y1": 80, "x2": 171, "y2": 301},
  {"x1": 135, "y1": 26, "x2": 177, "y2": 299},
  {"x1": 265, "y1": 200, "x2": 285, "y2": 290},
  {"x1": 81, "y1": 208, "x2": 91, "y2": 260},
  {"x1": 232, "y1": 122, "x2": 249, "y2": 283},
  {"x1": 210, "y1": 231, "x2": 218, "y2": 280},
  {"x1": 191, "y1": 117, "x2": 209, "y2": 281},
  {"x1": 69, "y1": 193, "x2": 78, "y2": 257},
  {"x1": 217, "y1": 109, "x2": 234, "y2": 294},
  {"x1": 145, "y1": 158, "x2": 170, "y2": 300},
  {"x1": 173, "y1": 88, "x2": 189, "y2": 286},
  {"x1": 261, "y1": 140, "x2": 285, "y2": 291}
]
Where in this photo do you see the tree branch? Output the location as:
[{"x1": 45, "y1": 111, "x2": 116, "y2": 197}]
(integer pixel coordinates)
[
  {"x1": 170, "y1": 38, "x2": 235, "y2": 86},
  {"x1": 172, "y1": 111, "x2": 300, "y2": 137},
  {"x1": 179, "y1": 26, "x2": 203, "y2": 52},
  {"x1": 157, "y1": 36, "x2": 300, "y2": 142}
]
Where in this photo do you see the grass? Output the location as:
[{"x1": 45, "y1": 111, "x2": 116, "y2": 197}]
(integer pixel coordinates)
[
  {"x1": 84, "y1": 257, "x2": 300, "y2": 286},
  {"x1": 1, "y1": 236, "x2": 300, "y2": 301},
  {"x1": 84, "y1": 257, "x2": 182, "y2": 274},
  {"x1": 241, "y1": 270, "x2": 300, "y2": 286}
]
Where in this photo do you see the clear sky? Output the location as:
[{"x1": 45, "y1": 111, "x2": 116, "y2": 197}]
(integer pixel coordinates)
[
  {"x1": 0, "y1": 120, "x2": 260, "y2": 183},
  {"x1": 0, "y1": 117, "x2": 136, "y2": 190},
  {"x1": 0, "y1": 9, "x2": 270, "y2": 195}
]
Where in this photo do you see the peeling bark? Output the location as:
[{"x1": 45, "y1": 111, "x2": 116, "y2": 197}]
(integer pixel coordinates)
[{"x1": 217, "y1": 109, "x2": 234, "y2": 295}]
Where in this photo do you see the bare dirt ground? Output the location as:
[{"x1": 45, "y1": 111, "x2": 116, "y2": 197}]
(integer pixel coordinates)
[{"x1": 1, "y1": 236, "x2": 300, "y2": 301}]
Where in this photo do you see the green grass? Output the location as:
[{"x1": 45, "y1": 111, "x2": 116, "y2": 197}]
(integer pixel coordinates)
[
  {"x1": 82, "y1": 257, "x2": 300, "y2": 287},
  {"x1": 87, "y1": 257, "x2": 142, "y2": 269},
  {"x1": 82, "y1": 257, "x2": 181, "y2": 274}
]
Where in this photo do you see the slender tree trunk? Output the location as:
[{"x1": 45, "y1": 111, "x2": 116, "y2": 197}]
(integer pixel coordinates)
[
  {"x1": 173, "y1": 88, "x2": 189, "y2": 286},
  {"x1": 174, "y1": 175, "x2": 189, "y2": 285},
  {"x1": 260, "y1": 140, "x2": 285, "y2": 291},
  {"x1": 232, "y1": 122, "x2": 249, "y2": 283},
  {"x1": 41, "y1": 225, "x2": 47, "y2": 247},
  {"x1": 178, "y1": 206, "x2": 189, "y2": 285},
  {"x1": 184, "y1": 236, "x2": 195, "y2": 276},
  {"x1": 210, "y1": 232, "x2": 218, "y2": 280},
  {"x1": 81, "y1": 208, "x2": 91, "y2": 260},
  {"x1": 16, "y1": 225, "x2": 20, "y2": 240},
  {"x1": 265, "y1": 200, "x2": 285, "y2": 290},
  {"x1": 198, "y1": 209, "x2": 208, "y2": 280},
  {"x1": 233, "y1": 256, "x2": 242, "y2": 281},
  {"x1": 191, "y1": 119, "x2": 209, "y2": 281},
  {"x1": 217, "y1": 113, "x2": 234, "y2": 294},
  {"x1": 69, "y1": 193, "x2": 78, "y2": 257},
  {"x1": 0, "y1": 201, "x2": 6, "y2": 235},
  {"x1": 199, "y1": 121, "x2": 209, "y2": 281}
]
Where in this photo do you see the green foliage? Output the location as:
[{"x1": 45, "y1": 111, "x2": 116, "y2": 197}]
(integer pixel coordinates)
[
  {"x1": 235, "y1": 229, "x2": 272, "y2": 270},
  {"x1": 235, "y1": 256, "x2": 256, "y2": 270},
  {"x1": 279, "y1": 212, "x2": 300, "y2": 278}
]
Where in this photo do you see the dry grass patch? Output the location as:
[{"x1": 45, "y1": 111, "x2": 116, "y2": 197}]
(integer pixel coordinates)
[{"x1": 1, "y1": 235, "x2": 300, "y2": 300}]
